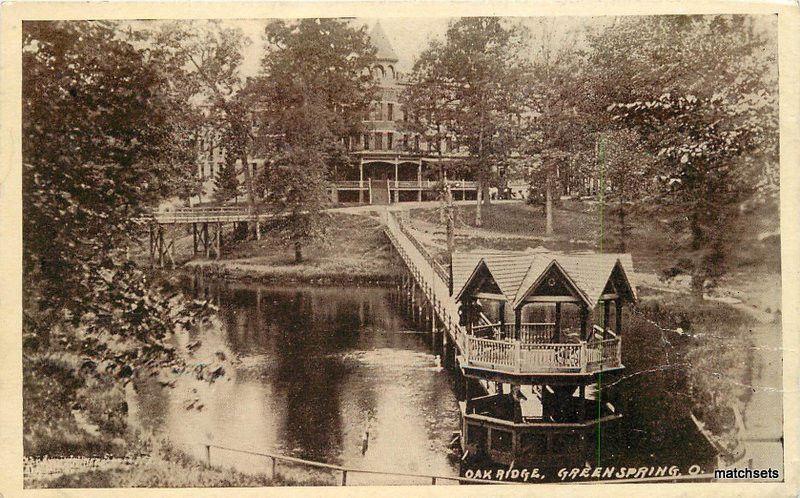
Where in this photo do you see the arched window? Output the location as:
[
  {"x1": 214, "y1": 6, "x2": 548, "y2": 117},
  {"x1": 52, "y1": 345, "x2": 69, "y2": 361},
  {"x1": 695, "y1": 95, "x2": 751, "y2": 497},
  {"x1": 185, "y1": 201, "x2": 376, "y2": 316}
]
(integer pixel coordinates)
[
  {"x1": 373, "y1": 65, "x2": 385, "y2": 78},
  {"x1": 387, "y1": 65, "x2": 396, "y2": 79}
]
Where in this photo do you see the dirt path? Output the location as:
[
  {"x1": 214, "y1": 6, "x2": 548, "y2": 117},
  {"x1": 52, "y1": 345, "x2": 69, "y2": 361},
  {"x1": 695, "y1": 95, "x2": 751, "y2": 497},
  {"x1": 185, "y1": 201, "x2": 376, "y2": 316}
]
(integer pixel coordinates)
[{"x1": 738, "y1": 319, "x2": 784, "y2": 474}]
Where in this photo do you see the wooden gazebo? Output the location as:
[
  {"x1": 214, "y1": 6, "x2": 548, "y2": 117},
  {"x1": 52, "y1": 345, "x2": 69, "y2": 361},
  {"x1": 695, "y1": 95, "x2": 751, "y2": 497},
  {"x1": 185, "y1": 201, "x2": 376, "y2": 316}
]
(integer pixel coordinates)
[{"x1": 452, "y1": 250, "x2": 637, "y2": 377}]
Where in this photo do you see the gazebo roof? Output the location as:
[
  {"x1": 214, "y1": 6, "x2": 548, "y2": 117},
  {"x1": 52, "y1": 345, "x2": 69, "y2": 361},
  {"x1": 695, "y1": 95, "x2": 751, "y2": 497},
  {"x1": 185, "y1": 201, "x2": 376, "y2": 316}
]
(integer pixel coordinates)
[
  {"x1": 453, "y1": 249, "x2": 638, "y2": 310},
  {"x1": 452, "y1": 252, "x2": 533, "y2": 303}
]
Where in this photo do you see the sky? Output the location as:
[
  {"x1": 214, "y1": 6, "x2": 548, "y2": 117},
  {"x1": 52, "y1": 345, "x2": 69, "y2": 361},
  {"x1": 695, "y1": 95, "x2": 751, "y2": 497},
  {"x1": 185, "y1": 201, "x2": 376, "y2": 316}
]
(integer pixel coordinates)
[
  {"x1": 147, "y1": 15, "x2": 777, "y2": 79},
  {"x1": 233, "y1": 17, "x2": 453, "y2": 77}
]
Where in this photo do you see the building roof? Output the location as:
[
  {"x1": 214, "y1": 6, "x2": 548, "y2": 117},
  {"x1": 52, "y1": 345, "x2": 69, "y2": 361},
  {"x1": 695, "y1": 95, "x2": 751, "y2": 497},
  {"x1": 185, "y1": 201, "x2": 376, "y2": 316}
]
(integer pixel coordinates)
[
  {"x1": 453, "y1": 249, "x2": 638, "y2": 310},
  {"x1": 453, "y1": 252, "x2": 533, "y2": 302},
  {"x1": 369, "y1": 21, "x2": 399, "y2": 62}
]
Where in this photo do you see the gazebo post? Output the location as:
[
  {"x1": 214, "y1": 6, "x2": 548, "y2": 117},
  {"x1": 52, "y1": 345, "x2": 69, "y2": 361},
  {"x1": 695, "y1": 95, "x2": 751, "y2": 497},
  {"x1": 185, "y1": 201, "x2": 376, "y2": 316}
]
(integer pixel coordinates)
[
  {"x1": 554, "y1": 302, "x2": 562, "y2": 342},
  {"x1": 580, "y1": 305, "x2": 589, "y2": 341},
  {"x1": 499, "y1": 301, "x2": 506, "y2": 338},
  {"x1": 602, "y1": 300, "x2": 610, "y2": 340},
  {"x1": 615, "y1": 297, "x2": 622, "y2": 335}
]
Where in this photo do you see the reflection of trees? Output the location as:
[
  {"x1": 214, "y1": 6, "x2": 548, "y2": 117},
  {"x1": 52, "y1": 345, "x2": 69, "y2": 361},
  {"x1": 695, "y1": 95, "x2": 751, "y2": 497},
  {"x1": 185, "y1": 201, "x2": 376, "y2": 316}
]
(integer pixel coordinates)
[{"x1": 183, "y1": 280, "x2": 456, "y2": 463}]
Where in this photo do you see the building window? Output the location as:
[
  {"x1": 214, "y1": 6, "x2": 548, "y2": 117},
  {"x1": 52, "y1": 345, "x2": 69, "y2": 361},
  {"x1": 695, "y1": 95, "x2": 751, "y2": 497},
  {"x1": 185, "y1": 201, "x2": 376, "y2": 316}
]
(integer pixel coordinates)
[
  {"x1": 403, "y1": 134, "x2": 409, "y2": 150},
  {"x1": 374, "y1": 132, "x2": 383, "y2": 150},
  {"x1": 414, "y1": 135, "x2": 420, "y2": 152},
  {"x1": 402, "y1": 109, "x2": 407, "y2": 122},
  {"x1": 251, "y1": 162, "x2": 257, "y2": 176},
  {"x1": 446, "y1": 137, "x2": 453, "y2": 153},
  {"x1": 387, "y1": 133, "x2": 394, "y2": 150},
  {"x1": 387, "y1": 103, "x2": 394, "y2": 121},
  {"x1": 363, "y1": 133, "x2": 370, "y2": 150}
]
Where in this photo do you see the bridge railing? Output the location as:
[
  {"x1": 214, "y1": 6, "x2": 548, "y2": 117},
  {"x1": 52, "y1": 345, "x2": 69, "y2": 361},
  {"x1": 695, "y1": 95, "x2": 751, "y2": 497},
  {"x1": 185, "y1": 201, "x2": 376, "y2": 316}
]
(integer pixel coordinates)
[
  {"x1": 390, "y1": 213, "x2": 451, "y2": 289},
  {"x1": 140, "y1": 205, "x2": 277, "y2": 223}
]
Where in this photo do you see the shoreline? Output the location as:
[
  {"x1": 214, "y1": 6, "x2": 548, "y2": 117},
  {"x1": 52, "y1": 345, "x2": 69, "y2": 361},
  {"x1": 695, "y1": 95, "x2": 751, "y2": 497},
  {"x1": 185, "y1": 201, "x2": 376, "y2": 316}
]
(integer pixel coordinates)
[{"x1": 181, "y1": 259, "x2": 399, "y2": 287}]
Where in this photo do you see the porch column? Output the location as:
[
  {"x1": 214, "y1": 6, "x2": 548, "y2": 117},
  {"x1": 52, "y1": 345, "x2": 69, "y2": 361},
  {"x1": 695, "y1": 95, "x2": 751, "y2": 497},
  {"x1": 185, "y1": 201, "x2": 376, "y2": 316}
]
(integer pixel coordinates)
[
  {"x1": 514, "y1": 307, "x2": 522, "y2": 341},
  {"x1": 393, "y1": 157, "x2": 399, "y2": 203},
  {"x1": 602, "y1": 300, "x2": 610, "y2": 340},
  {"x1": 417, "y1": 159, "x2": 423, "y2": 202},
  {"x1": 616, "y1": 298, "x2": 623, "y2": 335},
  {"x1": 358, "y1": 158, "x2": 364, "y2": 204},
  {"x1": 554, "y1": 302, "x2": 562, "y2": 342}
]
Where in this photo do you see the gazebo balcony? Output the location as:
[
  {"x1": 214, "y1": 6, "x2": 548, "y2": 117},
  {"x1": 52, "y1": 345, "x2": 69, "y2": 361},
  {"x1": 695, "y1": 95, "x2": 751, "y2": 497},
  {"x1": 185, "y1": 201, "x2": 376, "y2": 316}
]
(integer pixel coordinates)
[{"x1": 459, "y1": 323, "x2": 622, "y2": 375}]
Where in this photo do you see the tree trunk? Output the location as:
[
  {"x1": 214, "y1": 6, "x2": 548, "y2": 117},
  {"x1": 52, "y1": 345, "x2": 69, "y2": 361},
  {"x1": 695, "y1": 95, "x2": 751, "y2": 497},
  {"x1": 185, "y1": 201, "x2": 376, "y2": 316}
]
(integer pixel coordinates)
[
  {"x1": 236, "y1": 127, "x2": 259, "y2": 240},
  {"x1": 545, "y1": 173, "x2": 553, "y2": 236},
  {"x1": 475, "y1": 183, "x2": 483, "y2": 228},
  {"x1": 294, "y1": 241, "x2": 303, "y2": 263},
  {"x1": 482, "y1": 182, "x2": 491, "y2": 206}
]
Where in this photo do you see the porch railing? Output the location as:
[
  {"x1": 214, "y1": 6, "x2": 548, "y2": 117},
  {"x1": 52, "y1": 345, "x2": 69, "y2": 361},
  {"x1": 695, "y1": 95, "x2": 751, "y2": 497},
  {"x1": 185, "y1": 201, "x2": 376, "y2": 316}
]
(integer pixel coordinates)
[
  {"x1": 461, "y1": 334, "x2": 622, "y2": 374},
  {"x1": 471, "y1": 322, "x2": 555, "y2": 343}
]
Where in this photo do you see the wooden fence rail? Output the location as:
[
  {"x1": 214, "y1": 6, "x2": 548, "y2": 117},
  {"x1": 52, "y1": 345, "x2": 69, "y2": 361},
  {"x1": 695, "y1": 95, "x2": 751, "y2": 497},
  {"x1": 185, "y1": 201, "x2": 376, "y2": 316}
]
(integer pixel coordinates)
[{"x1": 203, "y1": 443, "x2": 515, "y2": 485}]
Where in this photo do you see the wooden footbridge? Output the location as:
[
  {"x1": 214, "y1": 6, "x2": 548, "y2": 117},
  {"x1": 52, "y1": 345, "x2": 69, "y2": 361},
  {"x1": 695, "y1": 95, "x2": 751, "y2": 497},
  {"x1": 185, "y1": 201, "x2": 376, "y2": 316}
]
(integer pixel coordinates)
[
  {"x1": 138, "y1": 206, "x2": 275, "y2": 267},
  {"x1": 384, "y1": 211, "x2": 467, "y2": 369}
]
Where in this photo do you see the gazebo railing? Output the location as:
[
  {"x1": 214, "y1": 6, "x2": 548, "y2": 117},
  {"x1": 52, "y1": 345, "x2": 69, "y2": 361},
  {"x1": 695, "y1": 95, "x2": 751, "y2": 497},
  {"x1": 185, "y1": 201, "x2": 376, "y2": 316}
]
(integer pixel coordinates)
[
  {"x1": 461, "y1": 333, "x2": 622, "y2": 374},
  {"x1": 471, "y1": 322, "x2": 555, "y2": 343}
]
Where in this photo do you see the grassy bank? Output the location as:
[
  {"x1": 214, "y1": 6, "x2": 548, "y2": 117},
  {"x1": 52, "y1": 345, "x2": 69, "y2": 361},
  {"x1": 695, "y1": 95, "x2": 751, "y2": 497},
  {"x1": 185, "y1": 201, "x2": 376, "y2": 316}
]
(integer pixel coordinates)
[
  {"x1": 25, "y1": 440, "x2": 330, "y2": 488},
  {"x1": 184, "y1": 212, "x2": 398, "y2": 285}
]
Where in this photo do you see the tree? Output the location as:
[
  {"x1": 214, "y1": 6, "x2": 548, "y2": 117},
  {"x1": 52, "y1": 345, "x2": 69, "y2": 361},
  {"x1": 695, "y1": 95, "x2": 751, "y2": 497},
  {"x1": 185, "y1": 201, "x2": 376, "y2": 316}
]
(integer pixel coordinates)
[
  {"x1": 590, "y1": 16, "x2": 778, "y2": 293},
  {"x1": 520, "y1": 19, "x2": 596, "y2": 235},
  {"x1": 405, "y1": 17, "x2": 530, "y2": 227},
  {"x1": 213, "y1": 156, "x2": 240, "y2": 203},
  {"x1": 261, "y1": 146, "x2": 330, "y2": 262},
  {"x1": 150, "y1": 21, "x2": 260, "y2": 234},
  {"x1": 22, "y1": 21, "x2": 220, "y2": 451},
  {"x1": 251, "y1": 18, "x2": 377, "y2": 260},
  {"x1": 597, "y1": 130, "x2": 655, "y2": 251}
]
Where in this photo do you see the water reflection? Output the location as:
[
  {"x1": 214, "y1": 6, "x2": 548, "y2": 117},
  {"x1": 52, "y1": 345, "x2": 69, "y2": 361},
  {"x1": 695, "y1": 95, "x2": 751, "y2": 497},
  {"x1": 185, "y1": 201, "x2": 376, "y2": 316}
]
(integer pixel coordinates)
[{"x1": 133, "y1": 281, "x2": 461, "y2": 484}]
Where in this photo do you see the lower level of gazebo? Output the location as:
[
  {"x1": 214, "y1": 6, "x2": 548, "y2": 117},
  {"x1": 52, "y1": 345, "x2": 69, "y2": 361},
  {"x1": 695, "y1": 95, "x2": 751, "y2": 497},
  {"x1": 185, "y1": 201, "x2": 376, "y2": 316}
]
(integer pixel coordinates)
[{"x1": 458, "y1": 393, "x2": 622, "y2": 467}]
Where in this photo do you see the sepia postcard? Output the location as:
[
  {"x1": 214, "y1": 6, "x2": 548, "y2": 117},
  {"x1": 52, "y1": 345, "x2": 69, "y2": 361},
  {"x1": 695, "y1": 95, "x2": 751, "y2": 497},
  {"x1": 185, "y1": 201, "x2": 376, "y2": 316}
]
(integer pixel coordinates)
[{"x1": 0, "y1": 1, "x2": 798, "y2": 496}]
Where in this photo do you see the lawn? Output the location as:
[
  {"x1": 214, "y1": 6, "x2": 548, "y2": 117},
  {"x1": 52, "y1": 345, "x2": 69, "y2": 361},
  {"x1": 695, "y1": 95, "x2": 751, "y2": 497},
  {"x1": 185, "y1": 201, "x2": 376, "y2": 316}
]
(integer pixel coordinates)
[{"x1": 186, "y1": 212, "x2": 399, "y2": 284}]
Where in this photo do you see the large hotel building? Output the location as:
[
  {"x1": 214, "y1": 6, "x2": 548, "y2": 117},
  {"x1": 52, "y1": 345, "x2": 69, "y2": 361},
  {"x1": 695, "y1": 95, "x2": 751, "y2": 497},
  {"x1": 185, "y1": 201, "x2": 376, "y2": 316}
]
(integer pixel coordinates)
[{"x1": 195, "y1": 22, "x2": 478, "y2": 205}]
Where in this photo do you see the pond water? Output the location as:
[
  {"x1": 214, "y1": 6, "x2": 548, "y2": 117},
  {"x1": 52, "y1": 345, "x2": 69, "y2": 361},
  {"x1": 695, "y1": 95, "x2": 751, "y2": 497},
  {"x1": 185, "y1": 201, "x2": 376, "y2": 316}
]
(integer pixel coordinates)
[{"x1": 131, "y1": 278, "x2": 716, "y2": 485}]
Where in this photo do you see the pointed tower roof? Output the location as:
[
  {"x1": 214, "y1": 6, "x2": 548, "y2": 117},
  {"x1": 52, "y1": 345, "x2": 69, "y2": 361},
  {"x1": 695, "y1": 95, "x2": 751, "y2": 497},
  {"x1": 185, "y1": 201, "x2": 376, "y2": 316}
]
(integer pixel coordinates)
[{"x1": 369, "y1": 21, "x2": 399, "y2": 62}]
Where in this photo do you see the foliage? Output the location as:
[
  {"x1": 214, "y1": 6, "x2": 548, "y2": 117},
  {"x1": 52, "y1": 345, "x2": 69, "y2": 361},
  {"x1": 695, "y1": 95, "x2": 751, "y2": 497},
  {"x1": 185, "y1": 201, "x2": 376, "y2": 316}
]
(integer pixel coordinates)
[
  {"x1": 260, "y1": 147, "x2": 330, "y2": 263},
  {"x1": 597, "y1": 130, "x2": 656, "y2": 251},
  {"x1": 150, "y1": 20, "x2": 258, "y2": 217},
  {"x1": 588, "y1": 15, "x2": 778, "y2": 291},
  {"x1": 402, "y1": 17, "x2": 530, "y2": 225},
  {"x1": 213, "y1": 156, "x2": 240, "y2": 203},
  {"x1": 22, "y1": 20, "x2": 223, "y2": 456},
  {"x1": 250, "y1": 18, "x2": 377, "y2": 259}
]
